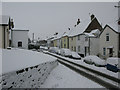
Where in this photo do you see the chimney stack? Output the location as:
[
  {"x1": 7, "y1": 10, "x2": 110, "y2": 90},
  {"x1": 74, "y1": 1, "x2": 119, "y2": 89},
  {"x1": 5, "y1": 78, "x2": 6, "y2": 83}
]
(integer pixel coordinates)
[
  {"x1": 91, "y1": 14, "x2": 95, "y2": 21},
  {"x1": 68, "y1": 28, "x2": 70, "y2": 30},
  {"x1": 77, "y1": 18, "x2": 80, "y2": 25}
]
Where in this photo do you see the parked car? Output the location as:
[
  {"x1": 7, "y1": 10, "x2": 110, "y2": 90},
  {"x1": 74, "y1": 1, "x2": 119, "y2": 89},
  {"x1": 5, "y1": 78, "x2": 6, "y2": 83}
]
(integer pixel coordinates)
[
  {"x1": 49, "y1": 47, "x2": 59, "y2": 53},
  {"x1": 106, "y1": 57, "x2": 120, "y2": 72},
  {"x1": 70, "y1": 52, "x2": 81, "y2": 59},
  {"x1": 40, "y1": 46, "x2": 48, "y2": 51},
  {"x1": 83, "y1": 56, "x2": 94, "y2": 65},
  {"x1": 83, "y1": 55, "x2": 106, "y2": 67},
  {"x1": 60, "y1": 48, "x2": 72, "y2": 57}
]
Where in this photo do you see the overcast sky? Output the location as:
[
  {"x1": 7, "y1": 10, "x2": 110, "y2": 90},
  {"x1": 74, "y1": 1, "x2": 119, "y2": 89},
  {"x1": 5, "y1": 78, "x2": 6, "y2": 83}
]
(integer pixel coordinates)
[{"x1": 2, "y1": 2, "x2": 118, "y2": 40}]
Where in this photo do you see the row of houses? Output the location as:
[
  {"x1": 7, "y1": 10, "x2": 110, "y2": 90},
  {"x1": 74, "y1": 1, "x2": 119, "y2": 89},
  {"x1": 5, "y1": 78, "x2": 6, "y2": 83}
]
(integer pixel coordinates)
[
  {"x1": 0, "y1": 15, "x2": 29, "y2": 49},
  {"x1": 47, "y1": 14, "x2": 120, "y2": 59}
]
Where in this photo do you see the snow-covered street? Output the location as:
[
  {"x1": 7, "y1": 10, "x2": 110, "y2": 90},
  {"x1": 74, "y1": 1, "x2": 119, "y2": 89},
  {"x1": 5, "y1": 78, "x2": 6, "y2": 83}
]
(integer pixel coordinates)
[{"x1": 41, "y1": 63, "x2": 104, "y2": 88}]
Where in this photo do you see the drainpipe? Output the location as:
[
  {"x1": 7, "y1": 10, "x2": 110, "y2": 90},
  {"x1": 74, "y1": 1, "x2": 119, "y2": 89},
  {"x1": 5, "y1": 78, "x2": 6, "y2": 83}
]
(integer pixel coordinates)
[
  {"x1": 11, "y1": 29, "x2": 13, "y2": 47},
  {"x1": 89, "y1": 37, "x2": 90, "y2": 55},
  {"x1": 118, "y1": 33, "x2": 120, "y2": 58},
  {"x1": 4, "y1": 26, "x2": 6, "y2": 49}
]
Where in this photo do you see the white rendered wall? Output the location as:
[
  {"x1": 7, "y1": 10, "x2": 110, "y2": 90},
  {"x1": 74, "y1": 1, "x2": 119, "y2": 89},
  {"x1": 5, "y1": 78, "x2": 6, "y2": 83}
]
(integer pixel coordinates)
[
  {"x1": 99, "y1": 26, "x2": 119, "y2": 58},
  {"x1": 12, "y1": 30, "x2": 28, "y2": 49}
]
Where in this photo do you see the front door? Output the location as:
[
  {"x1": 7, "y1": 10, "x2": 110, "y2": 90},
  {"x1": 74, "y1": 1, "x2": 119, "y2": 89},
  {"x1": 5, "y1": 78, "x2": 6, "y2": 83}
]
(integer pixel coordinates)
[{"x1": 109, "y1": 48, "x2": 113, "y2": 57}]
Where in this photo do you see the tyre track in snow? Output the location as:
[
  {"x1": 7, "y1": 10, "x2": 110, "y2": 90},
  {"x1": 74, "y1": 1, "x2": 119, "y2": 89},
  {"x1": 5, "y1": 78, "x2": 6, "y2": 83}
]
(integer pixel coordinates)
[{"x1": 44, "y1": 52, "x2": 120, "y2": 89}]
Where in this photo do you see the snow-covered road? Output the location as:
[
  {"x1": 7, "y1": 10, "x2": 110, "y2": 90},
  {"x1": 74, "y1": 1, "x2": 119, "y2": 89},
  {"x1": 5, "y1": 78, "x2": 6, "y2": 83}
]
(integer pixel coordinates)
[{"x1": 41, "y1": 63, "x2": 104, "y2": 88}]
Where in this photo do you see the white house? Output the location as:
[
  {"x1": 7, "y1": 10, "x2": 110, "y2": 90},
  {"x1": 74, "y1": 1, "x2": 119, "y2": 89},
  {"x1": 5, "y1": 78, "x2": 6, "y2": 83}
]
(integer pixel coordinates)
[
  {"x1": 76, "y1": 30, "x2": 100, "y2": 57},
  {"x1": 99, "y1": 24, "x2": 120, "y2": 59},
  {"x1": 11, "y1": 29, "x2": 29, "y2": 49}
]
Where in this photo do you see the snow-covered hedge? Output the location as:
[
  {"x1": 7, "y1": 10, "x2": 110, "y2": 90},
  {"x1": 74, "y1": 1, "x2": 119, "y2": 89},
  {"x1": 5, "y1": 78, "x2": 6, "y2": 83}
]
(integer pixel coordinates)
[{"x1": 1, "y1": 60, "x2": 58, "y2": 88}]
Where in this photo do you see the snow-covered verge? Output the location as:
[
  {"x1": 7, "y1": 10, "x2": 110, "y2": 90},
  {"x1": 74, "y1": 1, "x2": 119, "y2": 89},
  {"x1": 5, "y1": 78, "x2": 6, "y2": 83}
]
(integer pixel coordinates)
[
  {"x1": 2, "y1": 48, "x2": 57, "y2": 74},
  {"x1": 1, "y1": 60, "x2": 58, "y2": 88},
  {"x1": 0, "y1": 48, "x2": 58, "y2": 88}
]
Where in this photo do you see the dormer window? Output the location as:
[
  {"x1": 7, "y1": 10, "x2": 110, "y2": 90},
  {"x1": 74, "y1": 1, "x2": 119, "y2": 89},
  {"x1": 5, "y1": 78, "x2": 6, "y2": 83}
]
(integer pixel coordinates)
[{"x1": 106, "y1": 33, "x2": 109, "y2": 41}]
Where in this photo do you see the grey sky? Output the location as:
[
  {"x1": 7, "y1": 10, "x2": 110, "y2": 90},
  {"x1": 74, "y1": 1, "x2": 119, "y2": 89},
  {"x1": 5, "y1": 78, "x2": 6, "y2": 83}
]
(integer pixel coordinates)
[{"x1": 2, "y1": 2, "x2": 118, "y2": 40}]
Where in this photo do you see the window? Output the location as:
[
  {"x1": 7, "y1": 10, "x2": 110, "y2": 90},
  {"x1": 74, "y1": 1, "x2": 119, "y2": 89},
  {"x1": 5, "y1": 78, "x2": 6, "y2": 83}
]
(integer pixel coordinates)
[
  {"x1": 78, "y1": 46, "x2": 80, "y2": 52},
  {"x1": 74, "y1": 46, "x2": 76, "y2": 51},
  {"x1": 103, "y1": 48, "x2": 106, "y2": 56},
  {"x1": 106, "y1": 33, "x2": 109, "y2": 41},
  {"x1": 71, "y1": 46, "x2": 73, "y2": 51},
  {"x1": 78, "y1": 35, "x2": 80, "y2": 40},
  {"x1": 18, "y1": 41, "x2": 22, "y2": 47}
]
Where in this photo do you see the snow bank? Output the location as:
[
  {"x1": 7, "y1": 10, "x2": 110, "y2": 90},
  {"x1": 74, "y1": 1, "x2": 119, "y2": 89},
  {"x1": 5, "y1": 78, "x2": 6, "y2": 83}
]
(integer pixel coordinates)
[
  {"x1": 1, "y1": 60, "x2": 58, "y2": 88},
  {"x1": 2, "y1": 48, "x2": 57, "y2": 74},
  {"x1": 1, "y1": 48, "x2": 58, "y2": 88}
]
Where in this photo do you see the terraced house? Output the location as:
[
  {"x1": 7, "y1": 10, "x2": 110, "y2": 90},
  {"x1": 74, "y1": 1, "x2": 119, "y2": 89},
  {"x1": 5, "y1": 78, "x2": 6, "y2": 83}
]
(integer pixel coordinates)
[
  {"x1": 69, "y1": 14, "x2": 102, "y2": 56},
  {"x1": 0, "y1": 15, "x2": 14, "y2": 49},
  {"x1": 99, "y1": 24, "x2": 120, "y2": 59},
  {"x1": 61, "y1": 32, "x2": 69, "y2": 49},
  {"x1": 51, "y1": 14, "x2": 102, "y2": 57}
]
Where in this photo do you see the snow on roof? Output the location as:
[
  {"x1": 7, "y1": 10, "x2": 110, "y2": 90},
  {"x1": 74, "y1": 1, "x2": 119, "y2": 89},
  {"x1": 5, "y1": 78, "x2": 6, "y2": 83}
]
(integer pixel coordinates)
[
  {"x1": 2, "y1": 49, "x2": 57, "y2": 74},
  {"x1": 0, "y1": 15, "x2": 10, "y2": 25},
  {"x1": 68, "y1": 18, "x2": 93, "y2": 37},
  {"x1": 52, "y1": 33, "x2": 64, "y2": 40},
  {"x1": 90, "y1": 29, "x2": 99, "y2": 34},
  {"x1": 84, "y1": 33, "x2": 95, "y2": 37},
  {"x1": 106, "y1": 21, "x2": 120, "y2": 33},
  {"x1": 12, "y1": 29, "x2": 29, "y2": 31}
]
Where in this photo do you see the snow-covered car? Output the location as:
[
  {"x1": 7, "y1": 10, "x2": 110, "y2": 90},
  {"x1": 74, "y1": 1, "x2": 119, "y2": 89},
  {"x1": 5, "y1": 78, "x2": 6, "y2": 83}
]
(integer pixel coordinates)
[
  {"x1": 40, "y1": 46, "x2": 48, "y2": 50},
  {"x1": 56, "y1": 49, "x2": 61, "y2": 55},
  {"x1": 60, "y1": 48, "x2": 72, "y2": 57},
  {"x1": 91, "y1": 56, "x2": 106, "y2": 67},
  {"x1": 7, "y1": 47, "x2": 12, "y2": 50},
  {"x1": 83, "y1": 56, "x2": 94, "y2": 65},
  {"x1": 83, "y1": 55, "x2": 106, "y2": 67},
  {"x1": 49, "y1": 47, "x2": 59, "y2": 53},
  {"x1": 106, "y1": 57, "x2": 120, "y2": 72},
  {"x1": 70, "y1": 52, "x2": 81, "y2": 59}
]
